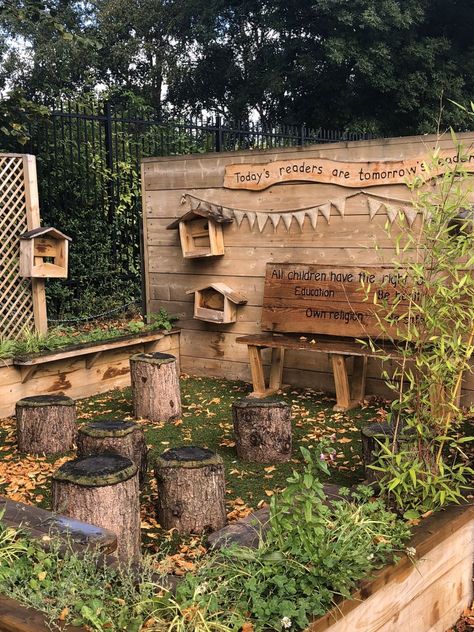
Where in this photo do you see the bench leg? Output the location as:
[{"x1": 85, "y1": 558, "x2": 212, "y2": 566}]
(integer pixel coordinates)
[
  {"x1": 331, "y1": 354, "x2": 353, "y2": 412},
  {"x1": 351, "y1": 356, "x2": 368, "y2": 404},
  {"x1": 248, "y1": 346, "x2": 267, "y2": 397},
  {"x1": 269, "y1": 347, "x2": 285, "y2": 391}
]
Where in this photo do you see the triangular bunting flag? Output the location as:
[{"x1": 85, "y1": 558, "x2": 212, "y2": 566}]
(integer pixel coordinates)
[
  {"x1": 403, "y1": 207, "x2": 418, "y2": 227},
  {"x1": 385, "y1": 205, "x2": 398, "y2": 224},
  {"x1": 368, "y1": 198, "x2": 382, "y2": 220},
  {"x1": 180, "y1": 194, "x2": 187, "y2": 205},
  {"x1": 269, "y1": 213, "x2": 281, "y2": 230},
  {"x1": 332, "y1": 198, "x2": 346, "y2": 217},
  {"x1": 246, "y1": 211, "x2": 257, "y2": 230},
  {"x1": 281, "y1": 213, "x2": 293, "y2": 231},
  {"x1": 233, "y1": 209, "x2": 246, "y2": 227},
  {"x1": 293, "y1": 211, "x2": 306, "y2": 230},
  {"x1": 257, "y1": 212, "x2": 268, "y2": 233},
  {"x1": 307, "y1": 208, "x2": 318, "y2": 230},
  {"x1": 221, "y1": 207, "x2": 233, "y2": 220},
  {"x1": 319, "y1": 203, "x2": 331, "y2": 223}
]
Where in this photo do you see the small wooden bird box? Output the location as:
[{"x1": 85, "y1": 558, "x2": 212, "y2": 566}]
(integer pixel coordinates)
[
  {"x1": 20, "y1": 227, "x2": 71, "y2": 278},
  {"x1": 167, "y1": 205, "x2": 233, "y2": 258},
  {"x1": 186, "y1": 283, "x2": 247, "y2": 324}
]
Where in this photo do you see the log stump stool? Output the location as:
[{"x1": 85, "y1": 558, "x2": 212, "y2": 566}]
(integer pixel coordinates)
[
  {"x1": 52, "y1": 454, "x2": 140, "y2": 564},
  {"x1": 361, "y1": 422, "x2": 393, "y2": 483},
  {"x1": 232, "y1": 398, "x2": 292, "y2": 463},
  {"x1": 154, "y1": 446, "x2": 226, "y2": 534},
  {"x1": 77, "y1": 420, "x2": 148, "y2": 486},
  {"x1": 130, "y1": 352, "x2": 182, "y2": 422},
  {"x1": 16, "y1": 395, "x2": 76, "y2": 455}
]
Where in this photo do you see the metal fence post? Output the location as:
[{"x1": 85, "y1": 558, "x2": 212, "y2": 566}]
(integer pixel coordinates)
[
  {"x1": 103, "y1": 101, "x2": 116, "y2": 260},
  {"x1": 215, "y1": 115, "x2": 223, "y2": 152}
]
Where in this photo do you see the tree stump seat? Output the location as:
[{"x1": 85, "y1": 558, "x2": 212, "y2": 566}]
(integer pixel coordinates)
[
  {"x1": 130, "y1": 352, "x2": 182, "y2": 422},
  {"x1": 52, "y1": 454, "x2": 140, "y2": 564},
  {"x1": 16, "y1": 394, "x2": 76, "y2": 455},
  {"x1": 154, "y1": 446, "x2": 226, "y2": 534},
  {"x1": 77, "y1": 419, "x2": 148, "y2": 486},
  {"x1": 232, "y1": 398, "x2": 292, "y2": 463}
]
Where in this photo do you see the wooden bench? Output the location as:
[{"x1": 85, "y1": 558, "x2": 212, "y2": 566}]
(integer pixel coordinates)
[{"x1": 237, "y1": 263, "x2": 403, "y2": 411}]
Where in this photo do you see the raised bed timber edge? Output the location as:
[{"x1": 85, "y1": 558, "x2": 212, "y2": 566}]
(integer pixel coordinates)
[
  {"x1": 0, "y1": 329, "x2": 180, "y2": 419},
  {"x1": 0, "y1": 502, "x2": 472, "y2": 632}
]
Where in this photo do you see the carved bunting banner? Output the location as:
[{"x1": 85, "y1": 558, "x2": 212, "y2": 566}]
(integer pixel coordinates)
[
  {"x1": 223, "y1": 151, "x2": 474, "y2": 191},
  {"x1": 182, "y1": 192, "x2": 418, "y2": 232}
]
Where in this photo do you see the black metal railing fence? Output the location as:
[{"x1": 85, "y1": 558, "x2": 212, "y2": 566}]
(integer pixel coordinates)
[{"x1": 19, "y1": 101, "x2": 375, "y2": 319}]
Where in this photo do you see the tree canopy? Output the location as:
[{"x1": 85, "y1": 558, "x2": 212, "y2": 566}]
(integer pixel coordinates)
[{"x1": 1, "y1": 0, "x2": 474, "y2": 134}]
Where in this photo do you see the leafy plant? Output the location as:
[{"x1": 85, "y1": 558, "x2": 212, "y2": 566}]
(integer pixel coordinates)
[
  {"x1": 366, "y1": 140, "x2": 474, "y2": 517},
  {"x1": 177, "y1": 443, "x2": 410, "y2": 631},
  {"x1": 148, "y1": 308, "x2": 178, "y2": 331}
]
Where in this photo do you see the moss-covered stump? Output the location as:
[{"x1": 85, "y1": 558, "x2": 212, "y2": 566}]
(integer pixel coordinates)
[
  {"x1": 154, "y1": 446, "x2": 226, "y2": 534},
  {"x1": 361, "y1": 422, "x2": 393, "y2": 483},
  {"x1": 232, "y1": 398, "x2": 292, "y2": 463},
  {"x1": 15, "y1": 395, "x2": 76, "y2": 455},
  {"x1": 52, "y1": 454, "x2": 140, "y2": 564},
  {"x1": 130, "y1": 352, "x2": 182, "y2": 422},
  {"x1": 77, "y1": 420, "x2": 148, "y2": 487}
]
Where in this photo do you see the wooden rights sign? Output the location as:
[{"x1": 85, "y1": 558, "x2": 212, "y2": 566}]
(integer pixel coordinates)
[{"x1": 261, "y1": 263, "x2": 417, "y2": 338}]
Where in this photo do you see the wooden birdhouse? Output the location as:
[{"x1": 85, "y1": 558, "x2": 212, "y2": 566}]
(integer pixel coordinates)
[
  {"x1": 19, "y1": 227, "x2": 71, "y2": 278},
  {"x1": 167, "y1": 205, "x2": 233, "y2": 258},
  {"x1": 186, "y1": 283, "x2": 247, "y2": 324}
]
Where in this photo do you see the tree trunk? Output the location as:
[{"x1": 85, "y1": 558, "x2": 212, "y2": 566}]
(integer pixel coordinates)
[
  {"x1": 52, "y1": 454, "x2": 140, "y2": 564},
  {"x1": 232, "y1": 398, "x2": 292, "y2": 463},
  {"x1": 154, "y1": 446, "x2": 226, "y2": 534},
  {"x1": 361, "y1": 422, "x2": 393, "y2": 483},
  {"x1": 77, "y1": 420, "x2": 148, "y2": 487},
  {"x1": 130, "y1": 352, "x2": 181, "y2": 422},
  {"x1": 16, "y1": 395, "x2": 76, "y2": 455}
]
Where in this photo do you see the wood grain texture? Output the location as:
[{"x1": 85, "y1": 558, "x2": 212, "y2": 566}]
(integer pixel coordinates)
[
  {"x1": 142, "y1": 134, "x2": 474, "y2": 404},
  {"x1": 0, "y1": 332, "x2": 180, "y2": 419}
]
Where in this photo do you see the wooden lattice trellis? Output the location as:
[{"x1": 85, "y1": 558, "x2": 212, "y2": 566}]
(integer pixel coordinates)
[{"x1": 0, "y1": 154, "x2": 47, "y2": 339}]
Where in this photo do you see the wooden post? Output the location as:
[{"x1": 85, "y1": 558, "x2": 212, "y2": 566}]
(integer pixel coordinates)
[
  {"x1": 130, "y1": 352, "x2": 181, "y2": 422},
  {"x1": 154, "y1": 446, "x2": 226, "y2": 534},
  {"x1": 77, "y1": 420, "x2": 148, "y2": 487},
  {"x1": 23, "y1": 155, "x2": 47, "y2": 334},
  {"x1": 232, "y1": 398, "x2": 292, "y2": 462},
  {"x1": 16, "y1": 395, "x2": 76, "y2": 455},
  {"x1": 52, "y1": 454, "x2": 140, "y2": 564}
]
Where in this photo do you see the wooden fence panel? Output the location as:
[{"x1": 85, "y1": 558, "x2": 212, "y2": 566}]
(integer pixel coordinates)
[{"x1": 0, "y1": 154, "x2": 46, "y2": 339}]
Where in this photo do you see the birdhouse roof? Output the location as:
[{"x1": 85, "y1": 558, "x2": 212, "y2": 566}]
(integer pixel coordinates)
[
  {"x1": 167, "y1": 204, "x2": 234, "y2": 230},
  {"x1": 186, "y1": 283, "x2": 247, "y2": 305},
  {"x1": 20, "y1": 227, "x2": 72, "y2": 241}
]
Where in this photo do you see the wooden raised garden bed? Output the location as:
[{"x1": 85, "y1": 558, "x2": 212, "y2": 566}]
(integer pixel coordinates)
[
  {"x1": 308, "y1": 502, "x2": 474, "y2": 632},
  {"x1": 0, "y1": 329, "x2": 180, "y2": 419},
  {"x1": 0, "y1": 502, "x2": 472, "y2": 632}
]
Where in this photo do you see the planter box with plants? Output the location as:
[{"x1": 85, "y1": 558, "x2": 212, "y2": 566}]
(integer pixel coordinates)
[{"x1": 0, "y1": 311, "x2": 180, "y2": 419}]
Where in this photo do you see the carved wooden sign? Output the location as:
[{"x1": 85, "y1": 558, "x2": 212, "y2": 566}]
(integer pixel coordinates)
[
  {"x1": 261, "y1": 263, "x2": 416, "y2": 338},
  {"x1": 224, "y1": 151, "x2": 474, "y2": 190}
]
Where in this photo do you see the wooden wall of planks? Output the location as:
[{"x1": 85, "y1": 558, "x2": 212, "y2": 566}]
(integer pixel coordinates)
[
  {"x1": 142, "y1": 133, "x2": 474, "y2": 405},
  {"x1": 0, "y1": 332, "x2": 180, "y2": 419}
]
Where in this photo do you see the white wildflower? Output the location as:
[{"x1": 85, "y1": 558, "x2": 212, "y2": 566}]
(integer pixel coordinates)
[
  {"x1": 281, "y1": 617, "x2": 292, "y2": 629},
  {"x1": 367, "y1": 553, "x2": 375, "y2": 561},
  {"x1": 406, "y1": 546, "x2": 416, "y2": 558},
  {"x1": 195, "y1": 582, "x2": 209, "y2": 596}
]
